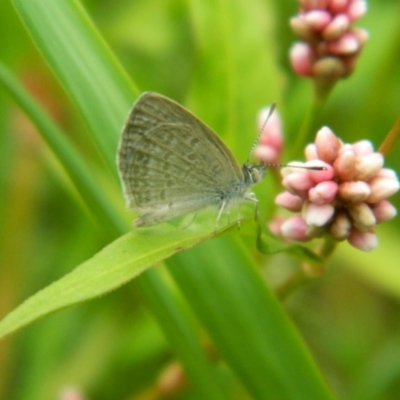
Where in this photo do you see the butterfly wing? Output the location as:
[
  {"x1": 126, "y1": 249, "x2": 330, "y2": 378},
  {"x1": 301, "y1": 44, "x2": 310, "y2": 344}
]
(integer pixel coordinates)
[{"x1": 117, "y1": 92, "x2": 245, "y2": 226}]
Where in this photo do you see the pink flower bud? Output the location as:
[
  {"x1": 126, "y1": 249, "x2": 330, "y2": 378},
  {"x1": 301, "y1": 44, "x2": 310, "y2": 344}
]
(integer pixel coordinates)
[
  {"x1": 268, "y1": 216, "x2": 285, "y2": 237},
  {"x1": 371, "y1": 200, "x2": 397, "y2": 223},
  {"x1": 305, "y1": 143, "x2": 318, "y2": 160},
  {"x1": 312, "y1": 57, "x2": 347, "y2": 79},
  {"x1": 276, "y1": 192, "x2": 303, "y2": 211},
  {"x1": 300, "y1": 0, "x2": 329, "y2": 11},
  {"x1": 290, "y1": 43, "x2": 314, "y2": 76},
  {"x1": 307, "y1": 160, "x2": 334, "y2": 183},
  {"x1": 258, "y1": 107, "x2": 283, "y2": 147},
  {"x1": 329, "y1": 0, "x2": 348, "y2": 14},
  {"x1": 283, "y1": 171, "x2": 315, "y2": 193},
  {"x1": 354, "y1": 153, "x2": 384, "y2": 181},
  {"x1": 367, "y1": 176, "x2": 400, "y2": 203},
  {"x1": 351, "y1": 27, "x2": 369, "y2": 45},
  {"x1": 309, "y1": 181, "x2": 338, "y2": 204},
  {"x1": 330, "y1": 212, "x2": 352, "y2": 240},
  {"x1": 327, "y1": 32, "x2": 360, "y2": 55},
  {"x1": 290, "y1": 17, "x2": 317, "y2": 41},
  {"x1": 255, "y1": 146, "x2": 280, "y2": 165},
  {"x1": 375, "y1": 168, "x2": 398, "y2": 180},
  {"x1": 281, "y1": 216, "x2": 309, "y2": 241},
  {"x1": 303, "y1": 202, "x2": 335, "y2": 226},
  {"x1": 352, "y1": 139, "x2": 374, "y2": 155},
  {"x1": 256, "y1": 106, "x2": 283, "y2": 165},
  {"x1": 315, "y1": 126, "x2": 342, "y2": 163},
  {"x1": 347, "y1": 2, "x2": 368, "y2": 21},
  {"x1": 334, "y1": 147, "x2": 356, "y2": 181},
  {"x1": 338, "y1": 143, "x2": 353, "y2": 155},
  {"x1": 322, "y1": 14, "x2": 350, "y2": 40},
  {"x1": 304, "y1": 10, "x2": 332, "y2": 30},
  {"x1": 348, "y1": 202, "x2": 376, "y2": 229},
  {"x1": 338, "y1": 181, "x2": 370, "y2": 202},
  {"x1": 349, "y1": 28, "x2": 369, "y2": 47},
  {"x1": 348, "y1": 229, "x2": 378, "y2": 252}
]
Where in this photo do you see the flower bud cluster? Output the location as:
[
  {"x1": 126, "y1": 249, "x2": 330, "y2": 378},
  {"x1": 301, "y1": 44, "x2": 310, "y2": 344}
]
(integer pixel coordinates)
[
  {"x1": 275, "y1": 127, "x2": 399, "y2": 251},
  {"x1": 290, "y1": 0, "x2": 368, "y2": 80}
]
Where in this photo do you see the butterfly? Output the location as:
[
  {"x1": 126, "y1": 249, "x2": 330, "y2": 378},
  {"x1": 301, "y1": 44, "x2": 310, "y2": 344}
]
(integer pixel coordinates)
[{"x1": 117, "y1": 92, "x2": 268, "y2": 228}]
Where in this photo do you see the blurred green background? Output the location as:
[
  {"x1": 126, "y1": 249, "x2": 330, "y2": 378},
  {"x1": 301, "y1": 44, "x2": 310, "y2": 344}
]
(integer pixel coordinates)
[{"x1": 0, "y1": 0, "x2": 399, "y2": 399}]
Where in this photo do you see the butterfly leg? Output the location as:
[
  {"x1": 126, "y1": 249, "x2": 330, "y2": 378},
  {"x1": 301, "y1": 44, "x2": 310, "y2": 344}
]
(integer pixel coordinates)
[
  {"x1": 245, "y1": 192, "x2": 259, "y2": 221},
  {"x1": 236, "y1": 203, "x2": 243, "y2": 229},
  {"x1": 215, "y1": 201, "x2": 227, "y2": 232},
  {"x1": 181, "y1": 213, "x2": 198, "y2": 230}
]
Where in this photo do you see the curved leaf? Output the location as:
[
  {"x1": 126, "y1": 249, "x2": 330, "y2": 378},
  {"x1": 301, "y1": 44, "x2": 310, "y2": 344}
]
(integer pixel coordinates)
[
  {"x1": 257, "y1": 226, "x2": 324, "y2": 264},
  {"x1": 0, "y1": 221, "x2": 231, "y2": 340}
]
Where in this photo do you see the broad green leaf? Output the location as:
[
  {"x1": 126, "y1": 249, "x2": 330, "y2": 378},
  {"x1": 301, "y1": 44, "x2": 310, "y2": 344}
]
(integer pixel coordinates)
[{"x1": 0, "y1": 221, "x2": 231, "y2": 340}]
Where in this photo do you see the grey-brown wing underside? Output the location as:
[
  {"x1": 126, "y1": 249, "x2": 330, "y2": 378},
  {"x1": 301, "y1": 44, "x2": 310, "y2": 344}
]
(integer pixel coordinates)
[{"x1": 117, "y1": 92, "x2": 245, "y2": 226}]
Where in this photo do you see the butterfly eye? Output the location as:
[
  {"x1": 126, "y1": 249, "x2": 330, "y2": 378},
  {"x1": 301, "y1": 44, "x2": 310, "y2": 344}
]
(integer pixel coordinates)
[{"x1": 250, "y1": 167, "x2": 263, "y2": 183}]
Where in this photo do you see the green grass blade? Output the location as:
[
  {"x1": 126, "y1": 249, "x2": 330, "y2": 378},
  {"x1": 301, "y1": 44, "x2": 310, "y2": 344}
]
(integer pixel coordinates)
[
  {"x1": 12, "y1": 0, "x2": 139, "y2": 175},
  {"x1": 139, "y1": 270, "x2": 229, "y2": 400},
  {"x1": 0, "y1": 61, "x2": 126, "y2": 237},
  {"x1": 170, "y1": 237, "x2": 335, "y2": 400}
]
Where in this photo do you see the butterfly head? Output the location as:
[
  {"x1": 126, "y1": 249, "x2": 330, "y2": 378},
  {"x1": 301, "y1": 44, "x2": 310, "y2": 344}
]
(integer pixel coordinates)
[{"x1": 242, "y1": 163, "x2": 266, "y2": 186}]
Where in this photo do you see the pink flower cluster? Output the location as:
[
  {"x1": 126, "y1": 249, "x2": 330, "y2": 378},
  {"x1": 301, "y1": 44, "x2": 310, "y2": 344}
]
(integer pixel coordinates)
[
  {"x1": 274, "y1": 127, "x2": 399, "y2": 251},
  {"x1": 290, "y1": 0, "x2": 368, "y2": 80}
]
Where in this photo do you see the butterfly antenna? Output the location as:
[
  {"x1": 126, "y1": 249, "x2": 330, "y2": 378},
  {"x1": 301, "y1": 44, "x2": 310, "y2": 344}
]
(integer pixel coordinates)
[
  {"x1": 247, "y1": 103, "x2": 276, "y2": 163},
  {"x1": 264, "y1": 163, "x2": 327, "y2": 171}
]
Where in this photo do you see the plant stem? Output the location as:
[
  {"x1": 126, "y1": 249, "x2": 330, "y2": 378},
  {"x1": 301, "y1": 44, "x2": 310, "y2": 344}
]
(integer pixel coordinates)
[{"x1": 378, "y1": 115, "x2": 400, "y2": 157}]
